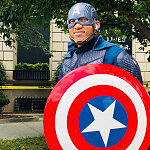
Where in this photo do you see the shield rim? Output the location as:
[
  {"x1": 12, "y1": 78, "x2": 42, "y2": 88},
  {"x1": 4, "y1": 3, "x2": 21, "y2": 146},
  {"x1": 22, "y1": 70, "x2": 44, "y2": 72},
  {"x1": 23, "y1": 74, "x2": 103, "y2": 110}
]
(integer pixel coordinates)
[{"x1": 43, "y1": 64, "x2": 150, "y2": 150}]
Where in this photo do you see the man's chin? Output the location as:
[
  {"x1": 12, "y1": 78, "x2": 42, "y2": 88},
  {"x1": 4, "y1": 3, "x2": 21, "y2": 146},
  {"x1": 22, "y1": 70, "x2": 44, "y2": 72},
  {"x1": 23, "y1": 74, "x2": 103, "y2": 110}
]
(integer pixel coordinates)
[
  {"x1": 75, "y1": 38, "x2": 86, "y2": 43},
  {"x1": 76, "y1": 41, "x2": 83, "y2": 45}
]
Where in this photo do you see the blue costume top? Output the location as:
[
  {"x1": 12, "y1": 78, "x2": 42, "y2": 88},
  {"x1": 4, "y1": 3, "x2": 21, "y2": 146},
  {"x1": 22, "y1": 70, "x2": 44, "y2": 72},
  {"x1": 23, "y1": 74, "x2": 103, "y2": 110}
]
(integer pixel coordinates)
[{"x1": 59, "y1": 35, "x2": 143, "y2": 84}]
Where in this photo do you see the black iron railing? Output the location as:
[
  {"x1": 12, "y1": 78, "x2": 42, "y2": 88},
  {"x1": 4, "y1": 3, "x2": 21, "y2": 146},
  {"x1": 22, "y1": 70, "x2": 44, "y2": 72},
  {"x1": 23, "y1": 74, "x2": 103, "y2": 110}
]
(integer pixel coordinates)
[
  {"x1": 13, "y1": 70, "x2": 50, "y2": 80},
  {"x1": 14, "y1": 96, "x2": 47, "y2": 113}
]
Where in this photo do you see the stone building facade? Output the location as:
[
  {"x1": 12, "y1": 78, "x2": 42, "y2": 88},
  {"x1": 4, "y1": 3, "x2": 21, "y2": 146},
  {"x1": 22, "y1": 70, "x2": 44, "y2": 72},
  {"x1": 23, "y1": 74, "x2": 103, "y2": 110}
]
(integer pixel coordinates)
[
  {"x1": 50, "y1": 20, "x2": 150, "y2": 85},
  {"x1": 0, "y1": 34, "x2": 51, "y2": 113},
  {"x1": 0, "y1": 34, "x2": 17, "y2": 80},
  {"x1": 0, "y1": 21, "x2": 150, "y2": 112},
  {"x1": 132, "y1": 39, "x2": 150, "y2": 84}
]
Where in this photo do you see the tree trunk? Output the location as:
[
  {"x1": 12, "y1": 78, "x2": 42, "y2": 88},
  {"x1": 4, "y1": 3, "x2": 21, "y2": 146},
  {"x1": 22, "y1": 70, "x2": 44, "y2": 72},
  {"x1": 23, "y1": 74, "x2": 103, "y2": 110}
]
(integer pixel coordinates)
[{"x1": 128, "y1": 16, "x2": 150, "y2": 42}]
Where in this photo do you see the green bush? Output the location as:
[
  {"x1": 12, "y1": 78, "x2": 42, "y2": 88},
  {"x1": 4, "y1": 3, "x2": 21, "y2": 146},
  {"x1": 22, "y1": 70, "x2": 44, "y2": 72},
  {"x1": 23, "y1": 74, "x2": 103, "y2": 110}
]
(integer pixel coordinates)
[
  {"x1": 0, "y1": 62, "x2": 7, "y2": 86},
  {"x1": 0, "y1": 62, "x2": 7, "y2": 98},
  {"x1": 33, "y1": 63, "x2": 41, "y2": 70},
  {"x1": 27, "y1": 64, "x2": 34, "y2": 70},
  {"x1": 15, "y1": 63, "x2": 34, "y2": 70},
  {"x1": 22, "y1": 63, "x2": 30, "y2": 70},
  {"x1": 0, "y1": 62, "x2": 10, "y2": 113},
  {"x1": 40, "y1": 63, "x2": 49, "y2": 70},
  {"x1": 15, "y1": 63, "x2": 49, "y2": 71},
  {"x1": 52, "y1": 59, "x2": 64, "y2": 86},
  {"x1": 14, "y1": 62, "x2": 23, "y2": 70},
  {"x1": 0, "y1": 98, "x2": 10, "y2": 113}
]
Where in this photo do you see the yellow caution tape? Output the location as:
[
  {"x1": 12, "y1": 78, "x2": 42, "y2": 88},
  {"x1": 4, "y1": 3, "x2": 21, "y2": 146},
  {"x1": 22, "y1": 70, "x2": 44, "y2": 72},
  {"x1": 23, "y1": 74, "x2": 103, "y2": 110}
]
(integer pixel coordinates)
[
  {"x1": 144, "y1": 87, "x2": 150, "y2": 94},
  {"x1": 0, "y1": 86, "x2": 53, "y2": 90},
  {"x1": 144, "y1": 87, "x2": 150, "y2": 90},
  {"x1": 0, "y1": 86, "x2": 149, "y2": 91}
]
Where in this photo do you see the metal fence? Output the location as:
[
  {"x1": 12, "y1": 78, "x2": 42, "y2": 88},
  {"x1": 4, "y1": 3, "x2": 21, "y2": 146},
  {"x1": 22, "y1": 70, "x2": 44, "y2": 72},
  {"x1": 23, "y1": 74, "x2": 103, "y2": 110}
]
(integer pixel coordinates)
[{"x1": 14, "y1": 96, "x2": 47, "y2": 113}]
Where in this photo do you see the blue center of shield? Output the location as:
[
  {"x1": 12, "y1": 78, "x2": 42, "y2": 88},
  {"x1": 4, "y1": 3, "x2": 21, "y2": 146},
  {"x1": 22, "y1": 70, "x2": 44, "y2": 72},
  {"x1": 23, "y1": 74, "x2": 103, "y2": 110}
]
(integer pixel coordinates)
[{"x1": 79, "y1": 96, "x2": 128, "y2": 148}]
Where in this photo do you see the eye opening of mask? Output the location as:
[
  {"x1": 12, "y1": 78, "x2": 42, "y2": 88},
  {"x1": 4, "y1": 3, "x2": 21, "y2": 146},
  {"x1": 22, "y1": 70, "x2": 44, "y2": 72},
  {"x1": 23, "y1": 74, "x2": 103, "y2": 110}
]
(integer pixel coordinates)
[
  {"x1": 69, "y1": 19, "x2": 75, "y2": 24},
  {"x1": 69, "y1": 17, "x2": 88, "y2": 24},
  {"x1": 78, "y1": 17, "x2": 88, "y2": 23}
]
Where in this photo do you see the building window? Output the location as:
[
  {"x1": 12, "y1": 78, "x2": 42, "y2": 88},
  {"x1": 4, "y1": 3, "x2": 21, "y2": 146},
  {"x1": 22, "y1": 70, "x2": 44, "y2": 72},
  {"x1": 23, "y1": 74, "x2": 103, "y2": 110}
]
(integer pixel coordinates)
[{"x1": 17, "y1": 26, "x2": 50, "y2": 64}]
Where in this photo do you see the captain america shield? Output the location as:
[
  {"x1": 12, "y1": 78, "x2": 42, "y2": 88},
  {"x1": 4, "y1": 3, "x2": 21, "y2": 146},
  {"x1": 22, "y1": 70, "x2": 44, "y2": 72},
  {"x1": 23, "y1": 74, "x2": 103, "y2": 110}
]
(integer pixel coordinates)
[{"x1": 43, "y1": 64, "x2": 150, "y2": 150}]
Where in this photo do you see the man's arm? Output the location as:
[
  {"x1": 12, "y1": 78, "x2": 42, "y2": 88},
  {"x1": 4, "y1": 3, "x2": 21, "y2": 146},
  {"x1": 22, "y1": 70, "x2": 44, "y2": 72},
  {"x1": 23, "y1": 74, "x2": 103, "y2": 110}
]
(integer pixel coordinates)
[
  {"x1": 59, "y1": 62, "x2": 64, "y2": 80},
  {"x1": 116, "y1": 50, "x2": 143, "y2": 84}
]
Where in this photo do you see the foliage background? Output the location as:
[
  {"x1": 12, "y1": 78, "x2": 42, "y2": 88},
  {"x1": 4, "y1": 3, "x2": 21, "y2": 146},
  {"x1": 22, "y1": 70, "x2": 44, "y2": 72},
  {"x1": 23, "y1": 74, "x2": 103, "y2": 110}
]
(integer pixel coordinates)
[
  {"x1": 0, "y1": 62, "x2": 10, "y2": 113},
  {"x1": 0, "y1": 62, "x2": 7, "y2": 98},
  {"x1": 0, "y1": 0, "x2": 150, "y2": 59},
  {"x1": 15, "y1": 63, "x2": 49, "y2": 71}
]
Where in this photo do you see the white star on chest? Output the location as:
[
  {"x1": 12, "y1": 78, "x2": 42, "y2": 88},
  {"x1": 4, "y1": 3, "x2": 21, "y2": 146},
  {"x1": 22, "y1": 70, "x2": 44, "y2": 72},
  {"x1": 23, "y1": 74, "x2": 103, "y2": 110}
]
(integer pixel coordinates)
[{"x1": 82, "y1": 101, "x2": 126, "y2": 147}]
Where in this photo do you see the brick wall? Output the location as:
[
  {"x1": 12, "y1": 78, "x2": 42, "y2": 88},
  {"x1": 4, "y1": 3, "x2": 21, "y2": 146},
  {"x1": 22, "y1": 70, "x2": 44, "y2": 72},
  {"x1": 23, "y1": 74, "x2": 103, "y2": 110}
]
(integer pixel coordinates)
[
  {"x1": 132, "y1": 39, "x2": 150, "y2": 84},
  {"x1": 1, "y1": 23, "x2": 150, "y2": 83},
  {"x1": 0, "y1": 34, "x2": 17, "y2": 80},
  {"x1": 50, "y1": 22, "x2": 150, "y2": 84},
  {"x1": 1, "y1": 24, "x2": 150, "y2": 112},
  {"x1": 50, "y1": 21, "x2": 70, "y2": 79}
]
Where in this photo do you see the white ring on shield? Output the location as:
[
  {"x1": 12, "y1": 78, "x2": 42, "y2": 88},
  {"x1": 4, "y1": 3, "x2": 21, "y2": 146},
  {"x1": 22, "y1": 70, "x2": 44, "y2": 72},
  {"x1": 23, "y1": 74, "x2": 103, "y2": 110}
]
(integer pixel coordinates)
[{"x1": 55, "y1": 74, "x2": 146, "y2": 150}]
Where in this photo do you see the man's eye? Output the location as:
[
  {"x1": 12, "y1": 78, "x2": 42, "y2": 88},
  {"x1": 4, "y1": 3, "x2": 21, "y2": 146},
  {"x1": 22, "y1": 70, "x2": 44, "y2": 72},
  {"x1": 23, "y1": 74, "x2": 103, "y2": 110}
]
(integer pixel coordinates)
[
  {"x1": 79, "y1": 18, "x2": 88, "y2": 22},
  {"x1": 69, "y1": 20, "x2": 75, "y2": 24}
]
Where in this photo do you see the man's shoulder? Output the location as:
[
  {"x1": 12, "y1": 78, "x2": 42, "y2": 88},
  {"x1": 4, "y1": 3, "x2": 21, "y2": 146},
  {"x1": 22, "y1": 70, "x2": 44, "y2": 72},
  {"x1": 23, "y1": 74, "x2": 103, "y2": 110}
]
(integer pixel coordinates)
[
  {"x1": 104, "y1": 44, "x2": 124, "y2": 64},
  {"x1": 94, "y1": 37, "x2": 124, "y2": 58},
  {"x1": 94, "y1": 35, "x2": 116, "y2": 50},
  {"x1": 65, "y1": 36, "x2": 124, "y2": 58},
  {"x1": 106, "y1": 45, "x2": 124, "y2": 56}
]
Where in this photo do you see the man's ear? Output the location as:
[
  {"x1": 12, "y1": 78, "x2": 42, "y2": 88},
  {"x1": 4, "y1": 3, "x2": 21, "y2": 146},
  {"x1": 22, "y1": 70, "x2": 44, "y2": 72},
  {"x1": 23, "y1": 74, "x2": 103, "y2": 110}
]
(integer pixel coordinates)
[
  {"x1": 95, "y1": 20, "x2": 100, "y2": 30},
  {"x1": 96, "y1": 24, "x2": 98, "y2": 29}
]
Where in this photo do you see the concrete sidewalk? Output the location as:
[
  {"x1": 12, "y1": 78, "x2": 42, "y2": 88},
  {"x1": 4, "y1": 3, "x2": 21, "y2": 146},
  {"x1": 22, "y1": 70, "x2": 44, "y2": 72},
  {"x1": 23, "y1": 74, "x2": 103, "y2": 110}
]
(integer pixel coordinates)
[{"x1": 0, "y1": 114, "x2": 44, "y2": 140}]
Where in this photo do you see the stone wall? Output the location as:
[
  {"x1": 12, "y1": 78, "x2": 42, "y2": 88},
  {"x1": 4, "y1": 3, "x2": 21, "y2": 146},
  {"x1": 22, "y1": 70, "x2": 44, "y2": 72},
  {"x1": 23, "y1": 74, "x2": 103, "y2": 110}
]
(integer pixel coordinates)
[
  {"x1": 3, "y1": 89, "x2": 50, "y2": 112},
  {"x1": 1, "y1": 23, "x2": 150, "y2": 83},
  {"x1": 1, "y1": 23, "x2": 150, "y2": 112},
  {"x1": 0, "y1": 34, "x2": 17, "y2": 80},
  {"x1": 50, "y1": 22, "x2": 150, "y2": 85},
  {"x1": 132, "y1": 39, "x2": 150, "y2": 85},
  {"x1": 0, "y1": 34, "x2": 51, "y2": 113},
  {"x1": 50, "y1": 21, "x2": 70, "y2": 79}
]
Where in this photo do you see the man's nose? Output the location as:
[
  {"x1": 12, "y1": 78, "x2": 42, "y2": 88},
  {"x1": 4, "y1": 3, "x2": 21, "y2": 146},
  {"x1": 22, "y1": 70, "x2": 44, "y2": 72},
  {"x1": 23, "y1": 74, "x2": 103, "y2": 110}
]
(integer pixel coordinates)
[{"x1": 74, "y1": 22, "x2": 83, "y2": 29}]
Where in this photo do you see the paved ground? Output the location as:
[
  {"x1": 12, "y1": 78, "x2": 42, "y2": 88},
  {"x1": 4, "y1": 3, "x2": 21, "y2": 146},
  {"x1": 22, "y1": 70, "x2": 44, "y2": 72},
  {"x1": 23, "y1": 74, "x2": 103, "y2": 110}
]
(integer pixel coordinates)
[{"x1": 0, "y1": 114, "x2": 44, "y2": 140}]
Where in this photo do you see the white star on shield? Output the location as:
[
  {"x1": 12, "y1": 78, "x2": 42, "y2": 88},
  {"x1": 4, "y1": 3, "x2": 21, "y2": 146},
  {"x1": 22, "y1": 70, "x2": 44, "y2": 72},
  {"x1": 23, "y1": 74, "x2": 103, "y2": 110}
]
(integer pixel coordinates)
[{"x1": 82, "y1": 101, "x2": 126, "y2": 147}]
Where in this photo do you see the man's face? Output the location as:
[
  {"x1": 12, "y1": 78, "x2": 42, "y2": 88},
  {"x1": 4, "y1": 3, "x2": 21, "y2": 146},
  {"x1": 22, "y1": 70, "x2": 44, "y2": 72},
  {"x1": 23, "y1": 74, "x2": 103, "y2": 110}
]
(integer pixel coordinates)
[{"x1": 69, "y1": 18, "x2": 94, "y2": 45}]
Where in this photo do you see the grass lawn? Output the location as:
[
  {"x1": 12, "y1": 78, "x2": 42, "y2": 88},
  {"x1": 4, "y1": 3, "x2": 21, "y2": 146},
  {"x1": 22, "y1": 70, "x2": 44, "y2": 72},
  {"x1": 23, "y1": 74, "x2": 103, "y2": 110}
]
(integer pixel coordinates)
[
  {"x1": 0, "y1": 136, "x2": 49, "y2": 150},
  {"x1": 0, "y1": 136, "x2": 149, "y2": 150}
]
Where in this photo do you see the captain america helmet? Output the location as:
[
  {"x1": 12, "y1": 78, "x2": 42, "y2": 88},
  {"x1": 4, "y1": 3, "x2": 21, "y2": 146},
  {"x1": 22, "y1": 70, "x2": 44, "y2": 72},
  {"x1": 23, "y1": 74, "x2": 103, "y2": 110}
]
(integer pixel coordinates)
[{"x1": 68, "y1": 3, "x2": 98, "y2": 29}]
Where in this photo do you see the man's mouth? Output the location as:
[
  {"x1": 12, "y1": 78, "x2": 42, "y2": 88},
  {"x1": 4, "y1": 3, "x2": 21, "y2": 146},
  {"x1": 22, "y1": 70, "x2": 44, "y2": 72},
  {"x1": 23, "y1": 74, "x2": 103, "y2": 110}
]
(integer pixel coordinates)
[{"x1": 74, "y1": 31, "x2": 85, "y2": 35}]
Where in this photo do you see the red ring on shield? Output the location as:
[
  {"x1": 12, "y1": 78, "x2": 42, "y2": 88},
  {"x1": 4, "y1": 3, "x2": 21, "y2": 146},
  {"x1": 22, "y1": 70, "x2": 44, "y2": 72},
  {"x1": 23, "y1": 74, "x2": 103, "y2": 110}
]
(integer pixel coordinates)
[
  {"x1": 67, "y1": 85, "x2": 137, "y2": 149},
  {"x1": 43, "y1": 64, "x2": 150, "y2": 150}
]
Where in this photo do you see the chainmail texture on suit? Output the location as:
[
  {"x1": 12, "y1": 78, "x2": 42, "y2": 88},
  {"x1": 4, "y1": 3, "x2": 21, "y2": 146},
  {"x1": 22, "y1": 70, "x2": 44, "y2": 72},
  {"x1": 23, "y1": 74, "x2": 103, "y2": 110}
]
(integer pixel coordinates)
[
  {"x1": 117, "y1": 50, "x2": 143, "y2": 83},
  {"x1": 61, "y1": 49, "x2": 106, "y2": 77}
]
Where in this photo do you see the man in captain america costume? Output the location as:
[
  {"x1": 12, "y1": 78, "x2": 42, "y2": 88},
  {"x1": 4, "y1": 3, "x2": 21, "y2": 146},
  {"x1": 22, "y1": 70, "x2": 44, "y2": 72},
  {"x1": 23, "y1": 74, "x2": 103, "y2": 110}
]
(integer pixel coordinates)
[{"x1": 59, "y1": 2, "x2": 143, "y2": 84}]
